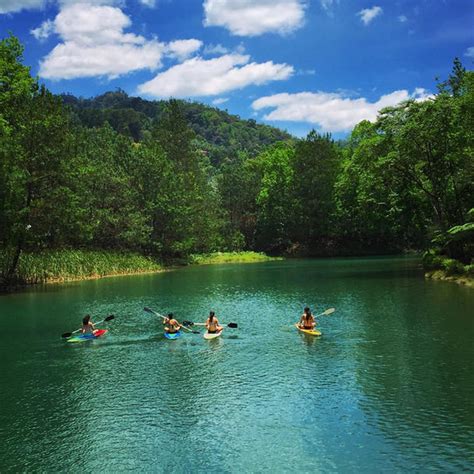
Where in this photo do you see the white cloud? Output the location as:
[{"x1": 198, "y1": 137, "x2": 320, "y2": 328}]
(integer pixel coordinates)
[
  {"x1": 203, "y1": 42, "x2": 245, "y2": 56},
  {"x1": 53, "y1": 4, "x2": 141, "y2": 46},
  {"x1": 203, "y1": 0, "x2": 306, "y2": 36},
  {"x1": 398, "y1": 15, "x2": 407, "y2": 23},
  {"x1": 204, "y1": 43, "x2": 230, "y2": 56},
  {"x1": 212, "y1": 97, "x2": 229, "y2": 105},
  {"x1": 40, "y1": 42, "x2": 163, "y2": 79},
  {"x1": 0, "y1": 0, "x2": 45, "y2": 14},
  {"x1": 31, "y1": 19, "x2": 55, "y2": 40},
  {"x1": 166, "y1": 39, "x2": 203, "y2": 61},
  {"x1": 358, "y1": 6, "x2": 382, "y2": 25},
  {"x1": 138, "y1": 53, "x2": 294, "y2": 98},
  {"x1": 412, "y1": 88, "x2": 432, "y2": 101},
  {"x1": 465, "y1": 47, "x2": 474, "y2": 59},
  {"x1": 252, "y1": 89, "x2": 431, "y2": 133},
  {"x1": 38, "y1": 4, "x2": 164, "y2": 79},
  {"x1": 139, "y1": 0, "x2": 156, "y2": 6}
]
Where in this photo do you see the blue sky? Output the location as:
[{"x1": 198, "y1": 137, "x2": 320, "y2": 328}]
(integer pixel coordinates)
[{"x1": 1, "y1": 0, "x2": 473, "y2": 137}]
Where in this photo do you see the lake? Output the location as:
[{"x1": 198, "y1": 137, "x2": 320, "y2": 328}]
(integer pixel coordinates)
[{"x1": 0, "y1": 257, "x2": 473, "y2": 472}]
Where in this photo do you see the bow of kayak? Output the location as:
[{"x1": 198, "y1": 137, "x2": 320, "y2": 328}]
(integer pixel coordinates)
[
  {"x1": 164, "y1": 331, "x2": 182, "y2": 340},
  {"x1": 295, "y1": 324, "x2": 321, "y2": 337},
  {"x1": 67, "y1": 329, "x2": 108, "y2": 343},
  {"x1": 204, "y1": 330, "x2": 222, "y2": 340}
]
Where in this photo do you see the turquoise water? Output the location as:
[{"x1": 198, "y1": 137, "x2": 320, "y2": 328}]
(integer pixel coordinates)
[{"x1": 0, "y1": 257, "x2": 473, "y2": 472}]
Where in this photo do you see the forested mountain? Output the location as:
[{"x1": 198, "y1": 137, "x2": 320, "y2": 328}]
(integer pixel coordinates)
[
  {"x1": 62, "y1": 91, "x2": 292, "y2": 165},
  {"x1": 1, "y1": 35, "x2": 473, "y2": 286}
]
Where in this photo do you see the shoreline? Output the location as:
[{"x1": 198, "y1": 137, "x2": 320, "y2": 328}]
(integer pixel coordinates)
[
  {"x1": 0, "y1": 249, "x2": 164, "y2": 292},
  {"x1": 3, "y1": 249, "x2": 471, "y2": 292},
  {"x1": 425, "y1": 270, "x2": 474, "y2": 288},
  {"x1": 0, "y1": 268, "x2": 167, "y2": 294},
  {"x1": 44, "y1": 268, "x2": 167, "y2": 285},
  {"x1": 0, "y1": 251, "x2": 280, "y2": 293}
]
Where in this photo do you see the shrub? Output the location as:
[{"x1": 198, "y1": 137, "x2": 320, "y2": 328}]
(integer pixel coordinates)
[{"x1": 441, "y1": 258, "x2": 465, "y2": 276}]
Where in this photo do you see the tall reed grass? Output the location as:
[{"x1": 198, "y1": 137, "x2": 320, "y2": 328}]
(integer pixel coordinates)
[{"x1": 1, "y1": 249, "x2": 162, "y2": 284}]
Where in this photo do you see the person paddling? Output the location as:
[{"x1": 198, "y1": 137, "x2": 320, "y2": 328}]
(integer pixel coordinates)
[
  {"x1": 82, "y1": 315, "x2": 96, "y2": 335},
  {"x1": 206, "y1": 311, "x2": 223, "y2": 334},
  {"x1": 298, "y1": 307, "x2": 316, "y2": 330},
  {"x1": 163, "y1": 313, "x2": 181, "y2": 334}
]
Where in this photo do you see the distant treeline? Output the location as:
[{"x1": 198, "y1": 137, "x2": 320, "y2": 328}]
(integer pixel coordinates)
[
  {"x1": 1, "y1": 35, "x2": 473, "y2": 286},
  {"x1": 62, "y1": 87, "x2": 291, "y2": 166}
]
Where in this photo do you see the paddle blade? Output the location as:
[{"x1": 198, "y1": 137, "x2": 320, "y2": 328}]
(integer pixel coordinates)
[
  {"x1": 105, "y1": 314, "x2": 115, "y2": 322},
  {"x1": 182, "y1": 320, "x2": 194, "y2": 327},
  {"x1": 192, "y1": 330, "x2": 201, "y2": 334},
  {"x1": 61, "y1": 332, "x2": 72, "y2": 339},
  {"x1": 227, "y1": 323, "x2": 238, "y2": 328},
  {"x1": 323, "y1": 308, "x2": 335, "y2": 316},
  {"x1": 143, "y1": 307, "x2": 154, "y2": 314}
]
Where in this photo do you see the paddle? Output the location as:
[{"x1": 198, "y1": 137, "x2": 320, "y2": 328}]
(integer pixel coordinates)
[
  {"x1": 315, "y1": 308, "x2": 335, "y2": 317},
  {"x1": 61, "y1": 314, "x2": 115, "y2": 338},
  {"x1": 183, "y1": 321, "x2": 238, "y2": 329},
  {"x1": 143, "y1": 307, "x2": 200, "y2": 334}
]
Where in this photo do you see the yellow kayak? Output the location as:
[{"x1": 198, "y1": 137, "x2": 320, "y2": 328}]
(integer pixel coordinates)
[{"x1": 295, "y1": 324, "x2": 321, "y2": 337}]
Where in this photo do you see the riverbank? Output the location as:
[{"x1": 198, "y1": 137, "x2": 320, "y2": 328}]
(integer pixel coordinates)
[
  {"x1": 423, "y1": 254, "x2": 473, "y2": 288},
  {"x1": 0, "y1": 250, "x2": 164, "y2": 288},
  {"x1": 189, "y1": 251, "x2": 282, "y2": 265},
  {"x1": 6, "y1": 248, "x2": 472, "y2": 290},
  {"x1": 0, "y1": 250, "x2": 281, "y2": 291},
  {"x1": 425, "y1": 270, "x2": 474, "y2": 288}
]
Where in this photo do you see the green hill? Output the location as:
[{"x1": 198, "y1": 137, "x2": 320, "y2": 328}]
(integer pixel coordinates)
[{"x1": 62, "y1": 90, "x2": 292, "y2": 165}]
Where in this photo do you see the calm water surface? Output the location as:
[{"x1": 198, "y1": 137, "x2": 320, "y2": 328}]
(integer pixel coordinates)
[{"x1": 0, "y1": 257, "x2": 473, "y2": 472}]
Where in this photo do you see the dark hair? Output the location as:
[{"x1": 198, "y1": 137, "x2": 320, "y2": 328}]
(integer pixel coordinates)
[
  {"x1": 209, "y1": 311, "x2": 215, "y2": 322},
  {"x1": 304, "y1": 307, "x2": 310, "y2": 313},
  {"x1": 83, "y1": 314, "x2": 91, "y2": 325},
  {"x1": 167, "y1": 313, "x2": 173, "y2": 318}
]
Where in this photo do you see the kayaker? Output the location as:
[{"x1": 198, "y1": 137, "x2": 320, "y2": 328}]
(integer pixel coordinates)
[
  {"x1": 206, "y1": 311, "x2": 223, "y2": 334},
  {"x1": 298, "y1": 307, "x2": 316, "y2": 330},
  {"x1": 81, "y1": 315, "x2": 95, "y2": 334},
  {"x1": 164, "y1": 313, "x2": 181, "y2": 334}
]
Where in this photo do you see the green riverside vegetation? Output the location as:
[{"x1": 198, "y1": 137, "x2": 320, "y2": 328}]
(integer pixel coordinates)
[
  {"x1": 190, "y1": 252, "x2": 281, "y2": 265},
  {"x1": 1, "y1": 35, "x2": 473, "y2": 288},
  {"x1": 0, "y1": 250, "x2": 163, "y2": 285},
  {"x1": 423, "y1": 207, "x2": 474, "y2": 286}
]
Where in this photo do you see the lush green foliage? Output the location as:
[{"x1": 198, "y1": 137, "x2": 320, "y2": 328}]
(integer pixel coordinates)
[
  {"x1": 1, "y1": 35, "x2": 473, "y2": 286},
  {"x1": 423, "y1": 207, "x2": 474, "y2": 281},
  {"x1": 190, "y1": 252, "x2": 281, "y2": 265}
]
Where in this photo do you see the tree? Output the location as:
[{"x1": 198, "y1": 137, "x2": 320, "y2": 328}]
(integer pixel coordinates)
[
  {"x1": 291, "y1": 131, "x2": 341, "y2": 253},
  {"x1": 151, "y1": 100, "x2": 221, "y2": 258},
  {"x1": 254, "y1": 143, "x2": 296, "y2": 253},
  {"x1": 217, "y1": 153, "x2": 261, "y2": 250},
  {"x1": 1, "y1": 86, "x2": 73, "y2": 281}
]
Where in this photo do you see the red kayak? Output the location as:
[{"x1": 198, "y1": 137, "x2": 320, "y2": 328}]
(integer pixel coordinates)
[{"x1": 67, "y1": 329, "x2": 108, "y2": 343}]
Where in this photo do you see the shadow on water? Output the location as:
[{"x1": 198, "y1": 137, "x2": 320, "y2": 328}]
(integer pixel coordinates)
[{"x1": 294, "y1": 330, "x2": 322, "y2": 348}]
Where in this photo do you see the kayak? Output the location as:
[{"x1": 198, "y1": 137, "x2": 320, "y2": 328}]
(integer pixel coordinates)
[
  {"x1": 203, "y1": 330, "x2": 222, "y2": 340},
  {"x1": 67, "y1": 329, "x2": 108, "y2": 343},
  {"x1": 295, "y1": 324, "x2": 321, "y2": 337},
  {"x1": 164, "y1": 331, "x2": 182, "y2": 340}
]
